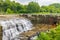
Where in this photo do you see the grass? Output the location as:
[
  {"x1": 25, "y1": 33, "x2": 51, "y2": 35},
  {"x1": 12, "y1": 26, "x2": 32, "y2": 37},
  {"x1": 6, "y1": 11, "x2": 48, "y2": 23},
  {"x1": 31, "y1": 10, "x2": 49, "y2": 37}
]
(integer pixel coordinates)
[{"x1": 0, "y1": 12, "x2": 60, "y2": 15}]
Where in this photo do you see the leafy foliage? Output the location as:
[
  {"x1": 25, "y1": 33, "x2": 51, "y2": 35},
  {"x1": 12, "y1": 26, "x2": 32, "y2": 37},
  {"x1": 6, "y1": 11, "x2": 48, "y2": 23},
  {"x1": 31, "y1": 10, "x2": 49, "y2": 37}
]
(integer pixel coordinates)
[
  {"x1": 37, "y1": 32, "x2": 50, "y2": 40},
  {"x1": 37, "y1": 25, "x2": 60, "y2": 40},
  {"x1": 27, "y1": 2, "x2": 40, "y2": 13},
  {"x1": 0, "y1": 0, "x2": 60, "y2": 14}
]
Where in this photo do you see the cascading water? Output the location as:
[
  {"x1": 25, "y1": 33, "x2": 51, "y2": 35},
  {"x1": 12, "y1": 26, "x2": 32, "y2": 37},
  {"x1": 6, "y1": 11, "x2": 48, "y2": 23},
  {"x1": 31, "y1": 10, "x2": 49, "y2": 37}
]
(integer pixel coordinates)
[{"x1": 0, "y1": 18, "x2": 33, "y2": 40}]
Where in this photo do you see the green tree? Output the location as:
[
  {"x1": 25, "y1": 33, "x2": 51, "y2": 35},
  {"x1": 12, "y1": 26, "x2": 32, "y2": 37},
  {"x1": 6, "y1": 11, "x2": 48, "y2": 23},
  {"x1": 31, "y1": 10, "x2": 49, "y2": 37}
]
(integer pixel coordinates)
[
  {"x1": 6, "y1": 8, "x2": 13, "y2": 13},
  {"x1": 1, "y1": 0, "x2": 60, "y2": 13},
  {"x1": 27, "y1": 2, "x2": 40, "y2": 13},
  {"x1": 50, "y1": 3, "x2": 60, "y2": 8}
]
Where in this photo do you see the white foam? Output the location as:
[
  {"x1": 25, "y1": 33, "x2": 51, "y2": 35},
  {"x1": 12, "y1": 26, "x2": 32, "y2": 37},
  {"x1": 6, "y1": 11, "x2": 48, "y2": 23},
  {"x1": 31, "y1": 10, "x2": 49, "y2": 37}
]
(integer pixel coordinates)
[{"x1": 0, "y1": 18, "x2": 33, "y2": 40}]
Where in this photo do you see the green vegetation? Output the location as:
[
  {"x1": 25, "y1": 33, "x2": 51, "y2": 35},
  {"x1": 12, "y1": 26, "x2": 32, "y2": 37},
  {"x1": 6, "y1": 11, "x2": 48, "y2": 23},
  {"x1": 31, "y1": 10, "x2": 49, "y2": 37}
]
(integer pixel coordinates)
[
  {"x1": 0, "y1": 0, "x2": 60, "y2": 14},
  {"x1": 37, "y1": 25, "x2": 60, "y2": 40}
]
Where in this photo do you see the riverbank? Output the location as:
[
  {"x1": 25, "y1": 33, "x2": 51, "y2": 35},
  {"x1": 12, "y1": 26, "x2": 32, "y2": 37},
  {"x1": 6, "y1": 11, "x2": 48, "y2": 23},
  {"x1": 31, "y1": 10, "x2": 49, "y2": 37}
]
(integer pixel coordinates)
[{"x1": 19, "y1": 24, "x2": 56, "y2": 40}]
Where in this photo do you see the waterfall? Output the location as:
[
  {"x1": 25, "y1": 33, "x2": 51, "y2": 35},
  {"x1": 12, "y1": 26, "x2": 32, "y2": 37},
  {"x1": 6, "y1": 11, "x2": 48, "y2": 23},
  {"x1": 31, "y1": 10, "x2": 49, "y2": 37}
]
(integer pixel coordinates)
[{"x1": 0, "y1": 18, "x2": 33, "y2": 40}]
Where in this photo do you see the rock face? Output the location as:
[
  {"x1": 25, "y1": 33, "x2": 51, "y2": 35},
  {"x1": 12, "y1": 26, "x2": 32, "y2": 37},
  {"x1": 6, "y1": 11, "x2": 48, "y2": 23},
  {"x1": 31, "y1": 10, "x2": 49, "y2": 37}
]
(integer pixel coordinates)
[
  {"x1": 0, "y1": 26, "x2": 2, "y2": 40},
  {"x1": 0, "y1": 14, "x2": 59, "y2": 24},
  {"x1": 0, "y1": 14, "x2": 59, "y2": 40},
  {"x1": 19, "y1": 24, "x2": 56, "y2": 40},
  {"x1": 19, "y1": 14, "x2": 59, "y2": 25}
]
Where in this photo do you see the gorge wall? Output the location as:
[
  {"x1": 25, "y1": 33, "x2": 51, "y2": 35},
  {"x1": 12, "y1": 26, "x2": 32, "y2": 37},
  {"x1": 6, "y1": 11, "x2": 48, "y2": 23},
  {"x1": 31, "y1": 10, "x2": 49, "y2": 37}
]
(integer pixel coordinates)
[
  {"x1": 0, "y1": 14, "x2": 60, "y2": 40},
  {"x1": 19, "y1": 14, "x2": 60, "y2": 25}
]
